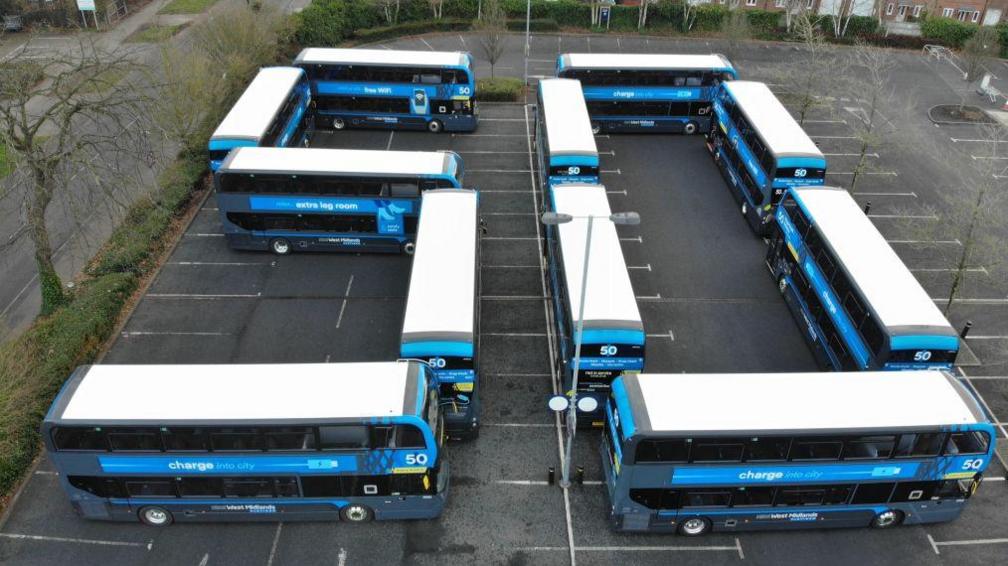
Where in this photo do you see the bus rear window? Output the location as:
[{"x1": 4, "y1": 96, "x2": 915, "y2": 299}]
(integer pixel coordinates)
[{"x1": 945, "y1": 431, "x2": 990, "y2": 455}]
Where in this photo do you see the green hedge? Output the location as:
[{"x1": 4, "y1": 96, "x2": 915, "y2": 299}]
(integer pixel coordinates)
[
  {"x1": 505, "y1": 18, "x2": 559, "y2": 32},
  {"x1": 0, "y1": 150, "x2": 206, "y2": 499},
  {"x1": 355, "y1": 18, "x2": 472, "y2": 44},
  {"x1": 476, "y1": 77, "x2": 524, "y2": 101},
  {"x1": 920, "y1": 16, "x2": 977, "y2": 48},
  {"x1": 997, "y1": 22, "x2": 1008, "y2": 57},
  {"x1": 0, "y1": 272, "x2": 137, "y2": 496}
]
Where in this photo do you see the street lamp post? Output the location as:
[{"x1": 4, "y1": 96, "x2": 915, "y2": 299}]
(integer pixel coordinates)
[
  {"x1": 542, "y1": 210, "x2": 641, "y2": 489},
  {"x1": 523, "y1": 0, "x2": 531, "y2": 86}
]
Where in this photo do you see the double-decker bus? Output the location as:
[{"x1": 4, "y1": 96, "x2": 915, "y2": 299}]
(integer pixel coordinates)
[
  {"x1": 42, "y1": 361, "x2": 447, "y2": 526},
  {"x1": 208, "y1": 67, "x2": 313, "y2": 171},
  {"x1": 215, "y1": 147, "x2": 464, "y2": 255},
  {"x1": 535, "y1": 78, "x2": 599, "y2": 187},
  {"x1": 708, "y1": 81, "x2": 827, "y2": 234},
  {"x1": 545, "y1": 183, "x2": 644, "y2": 426},
  {"x1": 768, "y1": 186, "x2": 959, "y2": 371},
  {"x1": 603, "y1": 371, "x2": 995, "y2": 535},
  {"x1": 401, "y1": 189, "x2": 481, "y2": 440},
  {"x1": 293, "y1": 48, "x2": 477, "y2": 133},
  {"x1": 556, "y1": 53, "x2": 736, "y2": 135}
]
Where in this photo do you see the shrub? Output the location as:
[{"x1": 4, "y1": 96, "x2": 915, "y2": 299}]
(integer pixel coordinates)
[
  {"x1": 477, "y1": 77, "x2": 524, "y2": 101},
  {"x1": 505, "y1": 18, "x2": 558, "y2": 32},
  {"x1": 0, "y1": 272, "x2": 136, "y2": 496},
  {"x1": 745, "y1": 9, "x2": 780, "y2": 35},
  {"x1": 920, "y1": 16, "x2": 977, "y2": 48},
  {"x1": 355, "y1": 18, "x2": 472, "y2": 43},
  {"x1": 693, "y1": 4, "x2": 727, "y2": 32}
]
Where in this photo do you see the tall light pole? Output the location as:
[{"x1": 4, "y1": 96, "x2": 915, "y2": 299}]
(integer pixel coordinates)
[
  {"x1": 542, "y1": 210, "x2": 641, "y2": 489},
  {"x1": 523, "y1": 0, "x2": 531, "y2": 86}
]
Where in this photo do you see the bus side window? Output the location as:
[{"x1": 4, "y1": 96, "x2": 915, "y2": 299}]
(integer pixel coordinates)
[
  {"x1": 389, "y1": 182, "x2": 420, "y2": 198},
  {"x1": 318, "y1": 425, "x2": 369, "y2": 450},
  {"x1": 395, "y1": 425, "x2": 426, "y2": 449},
  {"x1": 894, "y1": 433, "x2": 945, "y2": 457},
  {"x1": 945, "y1": 431, "x2": 990, "y2": 455}
]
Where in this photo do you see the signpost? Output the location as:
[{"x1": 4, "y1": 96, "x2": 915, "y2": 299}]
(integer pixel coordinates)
[{"x1": 76, "y1": 0, "x2": 100, "y2": 30}]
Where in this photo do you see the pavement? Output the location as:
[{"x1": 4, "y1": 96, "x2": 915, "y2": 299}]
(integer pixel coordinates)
[{"x1": 0, "y1": 31, "x2": 1007, "y2": 566}]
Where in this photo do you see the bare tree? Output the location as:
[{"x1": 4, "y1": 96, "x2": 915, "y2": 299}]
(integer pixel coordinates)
[
  {"x1": 824, "y1": 0, "x2": 873, "y2": 38},
  {"x1": 721, "y1": 5, "x2": 751, "y2": 72},
  {"x1": 789, "y1": 11, "x2": 835, "y2": 126},
  {"x1": 373, "y1": 0, "x2": 401, "y2": 25},
  {"x1": 0, "y1": 38, "x2": 151, "y2": 315},
  {"x1": 428, "y1": 0, "x2": 444, "y2": 19},
  {"x1": 961, "y1": 26, "x2": 1000, "y2": 83},
  {"x1": 679, "y1": 0, "x2": 698, "y2": 33},
  {"x1": 838, "y1": 41, "x2": 899, "y2": 194},
  {"x1": 781, "y1": 0, "x2": 808, "y2": 33},
  {"x1": 899, "y1": 123, "x2": 1008, "y2": 314},
  {"x1": 638, "y1": 0, "x2": 656, "y2": 29},
  {"x1": 477, "y1": 0, "x2": 506, "y2": 80}
]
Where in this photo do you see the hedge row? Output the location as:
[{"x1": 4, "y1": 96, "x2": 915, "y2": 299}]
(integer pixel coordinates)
[
  {"x1": 476, "y1": 77, "x2": 524, "y2": 101},
  {"x1": 0, "y1": 153, "x2": 206, "y2": 498}
]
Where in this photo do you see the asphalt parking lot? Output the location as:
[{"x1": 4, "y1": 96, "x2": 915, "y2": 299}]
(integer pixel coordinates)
[{"x1": 2, "y1": 32, "x2": 1007, "y2": 566}]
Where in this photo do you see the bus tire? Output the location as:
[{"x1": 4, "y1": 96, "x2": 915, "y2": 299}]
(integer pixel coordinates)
[
  {"x1": 427, "y1": 120, "x2": 443, "y2": 133},
  {"x1": 340, "y1": 504, "x2": 374, "y2": 523},
  {"x1": 683, "y1": 121, "x2": 698, "y2": 135},
  {"x1": 678, "y1": 516, "x2": 710, "y2": 536},
  {"x1": 778, "y1": 275, "x2": 788, "y2": 294},
  {"x1": 269, "y1": 238, "x2": 292, "y2": 255},
  {"x1": 403, "y1": 241, "x2": 416, "y2": 255},
  {"x1": 333, "y1": 118, "x2": 346, "y2": 130},
  {"x1": 870, "y1": 510, "x2": 903, "y2": 529},
  {"x1": 591, "y1": 122, "x2": 601, "y2": 135},
  {"x1": 138, "y1": 506, "x2": 173, "y2": 527}
]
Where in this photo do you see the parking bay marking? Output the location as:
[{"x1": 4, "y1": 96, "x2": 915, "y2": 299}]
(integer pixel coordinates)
[
  {"x1": 0, "y1": 533, "x2": 151, "y2": 550},
  {"x1": 518, "y1": 541, "x2": 745, "y2": 560},
  {"x1": 927, "y1": 534, "x2": 1008, "y2": 555}
]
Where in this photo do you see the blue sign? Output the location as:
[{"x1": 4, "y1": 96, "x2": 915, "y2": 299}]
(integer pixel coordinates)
[
  {"x1": 579, "y1": 357, "x2": 644, "y2": 371},
  {"x1": 582, "y1": 87, "x2": 703, "y2": 101},
  {"x1": 669, "y1": 463, "x2": 920, "y2": 486},
  {"x1": 248, "y1": 197, "x2": 414, "y2": 216},
  {"x1": 99, "y1": 455, "x2": 359, "y2": 475}
]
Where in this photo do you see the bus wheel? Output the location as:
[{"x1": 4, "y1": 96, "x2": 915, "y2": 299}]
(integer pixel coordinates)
[
  {"x1": 333, "y1": 118, "x2": 346, "y2": 130},
  {"x1": 870, "y1": 510, "x2": 903, "y2": 529},
  {"x1": 269, "y1": 238, "x2": 292, "y2": 255},
  {"x1": 683, "y1": 121, "x2": 698, "y2": 135},
  {"x1": 138, "y1": 506, "x2": 173, "y2": 527},
  {"x1": 678, "y1": 517, "x2": 710, "y2": 536},
  {"x1": 591, "y1": 122, "x2": 601, "y2": 135},
  {"x1": 403, "y1": 241, "x2": 416, "y2": 255},
  {"x1": 778, "y1": 276, "x2": 788, "y2": 294},
  {"x1": 340, "y1": 504, "x2": 374, "y2": 523},
  {"x1": 427, "y1": 120, "x2": 444, "y2": 133}
]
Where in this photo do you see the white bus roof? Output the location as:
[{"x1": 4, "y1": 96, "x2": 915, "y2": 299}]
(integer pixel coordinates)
[
  {"x1": 402, "y1": 190, "x2": 478, "y2": 344},
  {"x1": 552, "y1": 184, "x2": 642, "y2": 331},
  {"x1": 52, "y1": 363, "x2": 422, "y2": 422},
  {"x1": 793, "y1": 186, "x2": 952, "y2": 330},
  {"x1": 629, "y1": 371, "x2": 983, "y2": 434},
  {"x1": 210, "y1": 67, "x2": 303, "y2": 143},
  {"x1": 294, "y1": 48, "x2": 470, "y2": 68},
  {"x1": 723, "y1": 81, "x2": 823, "y2": 160},
  {"x1": 562, "y1": 53, "x2": 733, "y2": 71},
  {"x1": 220, "y1": 147, "x2": 456, "y2": 177},
  {"x1": 539, "y1": 79, "x2": 598, "y2": 158}
]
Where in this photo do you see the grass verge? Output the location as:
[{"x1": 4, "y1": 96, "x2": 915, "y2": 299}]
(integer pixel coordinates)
[
  {"x1": 125, "y1": 23, "x2": 188, "y2": 43},
  {"x1": 0, "y1": 152, "x2": 207, "y2": 502},
  {"x1": 0, "y1": 144, "x2": 10, "y2": 180},
  {"x1": 158, "y1": 0, "x2": 218, "y2": 15},
  {"x1": 476, "y1": 77, "x2": 524, "y2": 102}
]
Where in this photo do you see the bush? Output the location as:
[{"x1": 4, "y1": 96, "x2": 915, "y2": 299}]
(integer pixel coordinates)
[
  {"x1": 693, "y1": 4, "x2": 727, "y2": 32},
  {"x1": 997, "y1": 22, "x2": 1008, "y2": 57},
  {"x1": 505, "y1": 18, "x2": 558, "y2": 32},
  {"x1": 355, "y1": 18, "x2": 472, "y2": 43},
  {"x1": 477, "y1": 77, "x2": 524, "y2": 101},
  {"x1": 0, "y1": 272, "x2": 136, "y2": 496},
  {"x1": 920, "y1": 16, "x2": 977, "y2": 48},
  {"x1": 294, "y1": 0, "x2": 384, "y2": 46},
  {"x1": 745, "y1": 9, "x2": 780, "y2": 35}
]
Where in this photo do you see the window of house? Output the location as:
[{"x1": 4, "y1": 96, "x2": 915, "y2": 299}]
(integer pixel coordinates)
[
  {"x1": 886, "y1": 3, "x2": 894, "y2": 15},
  {"x1": 942, "y1": 7, "x2": 953, "y2": 17}
]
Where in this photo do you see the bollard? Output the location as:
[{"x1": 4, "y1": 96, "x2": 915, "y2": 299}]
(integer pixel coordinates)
[
  {"x1": 863, "y1": 202, "x2": 871, "y2": 215},
  {"x1": 961, "y1": 321, "x2": 973, "y2": 339},
  {"x1": 575, "y1": 466, "x2": 585, "y2": 485},
  {"x1": 547, "y1": 466, "x2": 555, "y2": 485}
]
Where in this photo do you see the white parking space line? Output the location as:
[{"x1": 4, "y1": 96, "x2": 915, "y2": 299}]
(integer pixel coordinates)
[
  {"x1": 824, "y1": 152, "x2": 878, "y2": 157},
  {"x1": 855, "y1": 191, "x2": 916, "y2": 197},
  {"x1": 601, "y1": 169, "x2": 621, "y2": 174},
  {"x1": 637, "y1": 294, "x2": 663, "y2": 300},
  {"x1": 0, "y1": 533, "x2": 151, "y2": 549},
  {"x1": 621, "y1": 236, "x2": 643, "y2": 243},
  {"x1": 496, "y1": 479, "x2": 604, "y2": 486},
  {"x1": 479, "y1": 118, "x2": 526, "y2": 122},
  {"x1": 482, "y1": 332, "x2": 548, "y2": 337},
  {"x1": 147, "y1": 293, "x2": 262, "y2": 299},
  {"x1": 958, "y1": 374, "x2": 1008, "y2": 379},
  {"x1": 121, "y1": 331, "x2": 230, "y2": 337},
  {"x1": 810, "y1": 135, "x2": 857, "y2": 140},
  {"x1": 519, "y1": 543, "x2": 744, "y2": 557},
  {"x1": 966, "y1": 335, "x2": 1008, "y2": 340},
  {"x1": 484, "y1": 423, "x2": 553, "y2": 428},
  {"x1": 911, "y1": 267, "x2": 987, "y2": 274},
  {"x1": 185, "y1": 233, "x2": 224, "y2": 237},
  {"x1": 335, "y1": 275, "x2": 354, "y2": 328},
  {"x1": 969, "y1": 155, "x2": 1008, "y2": 160},
  {"x1": 607, "y1": 189, "x2": 627, "y2": 196},
  {"x1": 646, "y1": 330, "x2": 675, "y2": 342},
  {"x1": 385, "y1": 131, "x2": 394, "y2": 150},
  {"x1": 827, "y1": 171, "x2": 898, "y2": 176},
  {"x1": 869, "y1": 213, "x2": 939, "y2": 220},
  {"x1": 484, "y1": 236, "x2": 538, "y2": 241},
  {"x1": 803, "y1": 119, "x2": 847, "y2": 124},
  {"x1": 951, "y1": 138, "x2": 1001, "y2": 143},
  {"x1": 266, "y1": 523, "x2": 283, "y2": 566},
  {"x1": 628, "y1": 264, "x2": 651, "y2": 271},
  {"x1": 888, "y1": 239, "x2": 962, "y2": 246},
  {"x1": 928, "y1": 535, "x2": 1008, "y2": 555},
  {"x1": 468, "y1": 169, "x2": 532, "y2": 173},
  {"x1": 452, "y1": 133, "x2": 528, "y2": 138},
  {"x1": 934, "y1": 297, "x2": 1008, "y2": 304},
  {"x1": 198, "y1": 553, "x2": 209, "y2": 566},
  {"x1": 458, "y1": 35, "x2": 466, "y2": 48},
  {"x1": 34, "y1": 470, "x2": 58, "y2": 476},
  {"x1": 169, "y1": 261, "x2": 266, "y2": 266},
  {"x1": 419, "y1": 37, "x2": 434, "y2": 50},
  {"x1": 483, "y1": 264, "x2": 539, "y2": 268}
]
